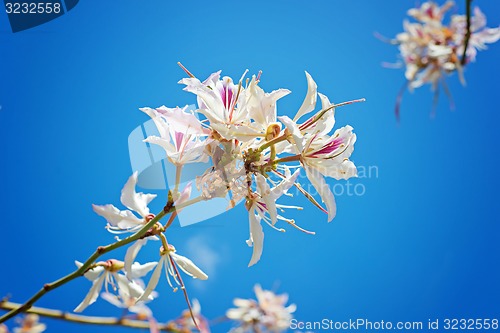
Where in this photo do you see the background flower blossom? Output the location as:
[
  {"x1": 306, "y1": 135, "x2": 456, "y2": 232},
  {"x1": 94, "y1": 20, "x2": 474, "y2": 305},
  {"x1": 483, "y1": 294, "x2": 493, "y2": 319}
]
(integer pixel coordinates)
[
  {"x1": 386, "y1": 1, "x2": 500, "y2": 117},
  {"x1": 227, "y1": 285, "x2": 296, "y2": 333}
]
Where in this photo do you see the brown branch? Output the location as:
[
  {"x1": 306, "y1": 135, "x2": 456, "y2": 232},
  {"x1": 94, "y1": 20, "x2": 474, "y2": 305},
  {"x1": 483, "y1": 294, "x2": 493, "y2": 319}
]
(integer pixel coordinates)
[
  {"x1": 0, "y1": 300, "x2": 181, "y2": 332},
  {"x1": 461, "y1": 0, "x2": 473, "y2": 65}
]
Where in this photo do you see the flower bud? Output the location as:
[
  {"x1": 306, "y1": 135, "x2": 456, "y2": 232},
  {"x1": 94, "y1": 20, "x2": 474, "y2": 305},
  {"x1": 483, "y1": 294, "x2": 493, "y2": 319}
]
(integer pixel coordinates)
[
  {"x1": 265, "y1": 122, "x2": 281, "y2": 141},
  {"x1": 106, "y1": 259, "x2": 125, "y2": 272}
]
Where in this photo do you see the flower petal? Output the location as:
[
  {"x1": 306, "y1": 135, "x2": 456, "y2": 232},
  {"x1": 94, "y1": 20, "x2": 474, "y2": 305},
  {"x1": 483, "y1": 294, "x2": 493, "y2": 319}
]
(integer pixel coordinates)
[
  {"x1": 305, "y1": 165, "x2": 337, "y2": 222},
  {"x1": 170, "y1": 253, "x2": 208, "y2": 280},
  {"x1": 293, "y1": 71, "x2": 318, "y2": 122},
  {"x1": 74, "y1": 273, "x2": 106, "y2": 312},
  {"x1": 247, "y1": 213, "x2": 264, "y2": 267},
  {"x1": 92, "y1": 204, "x2": 143, "y2": 229},
  {"x1": 120, "y1": 172, "x2": 157, "y2": 218},
  {"x1": 137, "y1": 257, "x2": 164, "y2": 303},
  {"x1": 100, "y1": 292, "x2": 125, "y2": 308},
  {"x1": 278, "y1": 115, "x2": 304, "y2": 152},
  {"x1": 129, "y1": 261, "x2": 158, "y2": 279},
  {"x1": 75, "y1": 261, "x2": 104, "y2": 281},
  {"x1": 124, "y1": 239, "x2": 147, "y2": 280},
  {"x1": 115, "y1": 273, "x2": 145, "y2": 299}
]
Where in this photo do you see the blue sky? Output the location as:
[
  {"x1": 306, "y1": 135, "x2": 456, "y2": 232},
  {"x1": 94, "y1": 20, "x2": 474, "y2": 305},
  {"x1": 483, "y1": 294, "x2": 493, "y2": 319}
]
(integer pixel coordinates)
[{"x1": 1, "y1": 1, "x2": 499, "y2": 332}]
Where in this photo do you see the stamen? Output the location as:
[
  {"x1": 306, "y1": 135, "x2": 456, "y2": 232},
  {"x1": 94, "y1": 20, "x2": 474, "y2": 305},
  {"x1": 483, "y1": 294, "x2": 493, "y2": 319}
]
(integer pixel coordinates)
[
  {"x1": 229, "y1": 70, "x2": 248, "y2": 121},
  {"x1": 373, "y1": 31, "x2": 399, "y2": 45},
  {"x1": 168, "y1": 254, "x2": 201, "y2": 331},
  {"x1": 281, "y1": 218, "x2": 316, "y2": 235},
  {"x1": 440, "y1": 77, "x2": 455, "y2": 110},
  {"x1": 256, "y1": 70, "x2": 262, "y2": 82},
  {"x1": 177, "y1": 62, "x2": 195, "y2": 78},
  {"x1": 395, "y1": 80, "x2": 410, "y2": 122},
  {"x1": 300, "y1": 98, "x2": 366, "y2": 131}
]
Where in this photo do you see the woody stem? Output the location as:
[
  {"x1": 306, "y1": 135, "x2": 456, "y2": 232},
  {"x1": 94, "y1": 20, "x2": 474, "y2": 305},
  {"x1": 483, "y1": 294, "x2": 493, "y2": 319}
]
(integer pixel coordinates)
[
  {"x1": 461, "y1": 0, "x2": 473, "y2": 65},
  {"x1": 0, "y1": 300, "x2": 181, "y2": 332}
]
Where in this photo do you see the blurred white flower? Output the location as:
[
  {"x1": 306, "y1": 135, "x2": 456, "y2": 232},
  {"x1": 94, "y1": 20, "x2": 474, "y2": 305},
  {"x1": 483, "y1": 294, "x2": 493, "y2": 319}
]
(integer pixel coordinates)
[
  {"x1": 227, "y1": 285, "x2": 296, "y2": 333},
  {"x1": 407, "y1": 1, "x2": 454, "y2": 26},
  {"x1": 13, "y1": 315, "x2": 45, "y2": 333},
  {"x1": 451, "y1": 7, "x2": 500, "y2": 63},
  {"x1": 388, "y1": 0, "x2": 500, "y2": 110},
  {"x1": 170, "y1": 299, "x2": 211, "y2": 333}
]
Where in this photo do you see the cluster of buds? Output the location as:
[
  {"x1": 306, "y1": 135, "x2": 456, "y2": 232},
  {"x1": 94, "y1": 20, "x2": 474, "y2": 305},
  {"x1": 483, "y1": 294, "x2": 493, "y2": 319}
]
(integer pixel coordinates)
[
  {"x1": 226, "y1": 285, "x2": 296, "y2": 333},
  {"x1": 71, "y1": 65, "x2": 361, "y2": 329}
]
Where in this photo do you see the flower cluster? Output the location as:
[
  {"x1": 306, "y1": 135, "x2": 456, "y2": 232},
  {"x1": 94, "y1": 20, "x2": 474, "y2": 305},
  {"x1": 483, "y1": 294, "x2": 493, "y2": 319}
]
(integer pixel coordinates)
[
  {"x1": 226, "y1": 285, "x2": 296, "y2": 333},
  {"x1": 71, "y1": 66, "x2": 361, "y2": 329},
  {"x1": 386, "y1": 1, "x2": 500, "y2": 117},
  {"x1": 169, "y1": 69, "x2": 361, "y2": 266},
  {"x1": 395, "y1": 1, "x2": 500, "y2": 89}
]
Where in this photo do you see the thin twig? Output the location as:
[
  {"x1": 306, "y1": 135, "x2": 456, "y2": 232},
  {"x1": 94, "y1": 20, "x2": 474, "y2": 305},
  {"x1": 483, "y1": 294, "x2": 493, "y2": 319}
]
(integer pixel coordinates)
[
  {"x1": 461, "y1": 0, "x2": 473, "y2": 65},
  {"x1": 0, "y1": 300, "x2": 181, "y2": 332}
]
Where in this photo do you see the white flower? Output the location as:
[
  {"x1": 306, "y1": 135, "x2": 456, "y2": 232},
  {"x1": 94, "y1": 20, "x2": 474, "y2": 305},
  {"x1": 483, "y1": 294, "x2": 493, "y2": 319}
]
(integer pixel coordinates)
[
  {"x1": 133, "y1": 65, "x2": 361, "y2": 269},
  {"x1": 277, "y1": 72, "x2": 357, "y2": 222},
  {"x1": 451, "y1": 7, "x2": 500, "y2": 63},
  {"x1": 74, "y1": 259, "x2": 156, "y2": 312},
  {"x1": 92, "y1": 172, "x2": 160, "y2": 280},
  {"x1": 389, "y1": 1, "x2": 500, "y2": 95},
  {"x1": 138, "y1": 245, "x2": 208, "y2": 302},
  {"x1": 282, "y1": 116, "x2": 357, "y2": 221},
  {"x1": 180, "y1": 71, "x2": 247, "y2": 128},
  {"x1": 227, "y1": 285, "x2": 296, "y2": 333},
  {"x1": 92, "y1": 172, "x2": 156, "y2": 234},
  {"x1": 407, "y1": 1, "x2": 454, "y2": 26},
  {"x1": 212, "y1": 75, "x2": 290, "y2": 142},
  {"x1": 171, "y1": 299, "x2": 211, "y2": 333},
  {"x1": 101, "y1": 279, "x2": 155, "y2": 319},
  {"x1": 142, "y1": 105, "x2": 209, "y2": 166},
  {"x1": 13, "y1": 315, "x2": 46, "y2": 333},
  {"x1": 123, "y1": 182, "x2": 192, "y2": 279}
]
